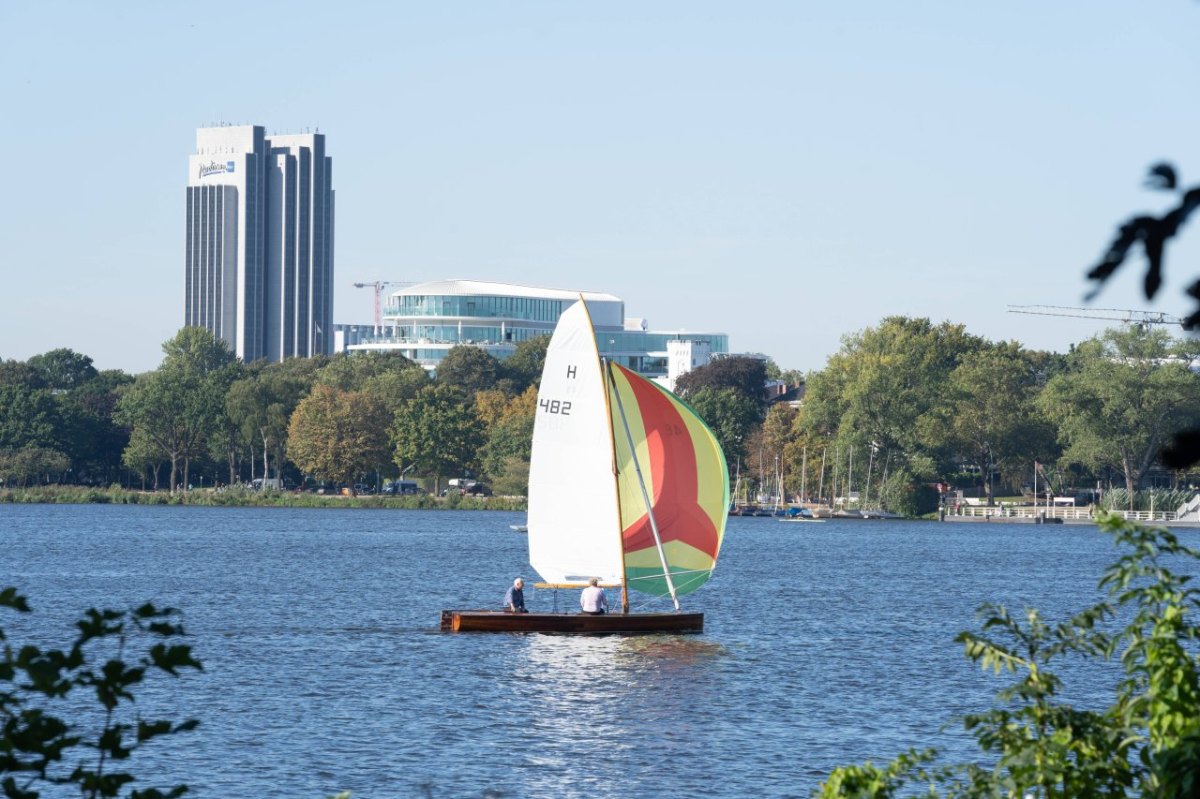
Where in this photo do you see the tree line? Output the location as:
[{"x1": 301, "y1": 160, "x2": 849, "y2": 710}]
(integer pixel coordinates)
[
  {"x1": 0, "y1": 328, "x2": 546, "y2": 496},
  {"x1": 678, "y1": 317, "x2": 1200, "y2": 515},
  {"x1": 2, "y1": 319, "x2": 1197, "y2": 508}
]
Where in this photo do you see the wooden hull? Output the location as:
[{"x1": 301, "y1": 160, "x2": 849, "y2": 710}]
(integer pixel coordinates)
[{"x1": 440, "y1": 610, "x2": 704, "y2": 634}]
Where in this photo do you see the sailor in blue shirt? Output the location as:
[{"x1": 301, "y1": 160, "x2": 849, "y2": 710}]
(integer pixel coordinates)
[{"x1": 504, "y1": 577, "x2": 528, "y2": 613}]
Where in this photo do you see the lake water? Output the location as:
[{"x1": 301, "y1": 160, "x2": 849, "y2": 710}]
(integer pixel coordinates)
[{"x1": 0, "y1": 505, "x2": 1162, "y2": 798}]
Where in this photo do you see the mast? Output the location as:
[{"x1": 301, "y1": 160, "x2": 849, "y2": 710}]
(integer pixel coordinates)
[
  {"x1": 864, "y1": 445, "x2": 875, "y2": 508},
  {"x1": 608, "y1": 361, "x2": 681, "y2": 611},
  {"x1": 818, "y1": 447, "x2": 826, "y2": 506},
  {"x1": 606, "y1": 366, "x2": 631, "y2": 613},
  {"x1": 832, "y1": 446, "x2": 840, "y2": 510},
  {"x1": 596, "y1": 355, "x2": 631, "y2": 613},
  {"x1": 801, "y1": 445, "x2": 807, "y2": 504},
  {"x1": 847, "y1": 447, "x2": 854, "y2": 509}
]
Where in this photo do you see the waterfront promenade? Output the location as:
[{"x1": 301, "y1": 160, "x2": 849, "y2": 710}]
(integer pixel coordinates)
[{"x1": 946, "y1": 503, "x2": 1200, "y2": 527}]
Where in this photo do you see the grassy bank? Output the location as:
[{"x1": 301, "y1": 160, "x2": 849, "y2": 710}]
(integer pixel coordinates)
[{"x1": 0, "y1": 485, "x2": 526, "y2": 511}]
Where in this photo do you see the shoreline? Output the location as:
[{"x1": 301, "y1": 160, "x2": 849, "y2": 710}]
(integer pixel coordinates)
[
  {"x1": 944, "y1": 513, "x2": 1200, "y2": 529},
  {"x1": 0, "y1": 486, "x2": 527, "y2": 512}
]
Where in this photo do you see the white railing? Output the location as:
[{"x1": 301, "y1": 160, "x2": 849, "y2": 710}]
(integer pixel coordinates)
[{"x1": 948, "y1": 505, "x2": 1178, "y2": 523}]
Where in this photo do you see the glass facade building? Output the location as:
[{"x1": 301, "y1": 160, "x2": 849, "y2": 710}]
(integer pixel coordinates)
[{"x1": 343, "y1": 280, "x2": 729, "y2": 377}]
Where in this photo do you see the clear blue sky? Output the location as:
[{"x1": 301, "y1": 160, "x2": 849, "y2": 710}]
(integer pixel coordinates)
[{"x1": 2, "y1": 1, "x2": 1198, "y2": 374}]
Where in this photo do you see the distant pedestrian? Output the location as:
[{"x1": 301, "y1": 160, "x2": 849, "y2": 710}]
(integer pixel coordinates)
[
  {"x1": 580, "y1": 577, "x2": 607, "y2": 615},
  {"x1": 504, "y1": 578, "x2": 528, "y2": 613}
]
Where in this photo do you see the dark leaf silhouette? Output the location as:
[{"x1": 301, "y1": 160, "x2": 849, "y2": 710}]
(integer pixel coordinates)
[
  {"x1": 1184, "y1": 279, "x2": 1200, "y2": 331},
  {"x1": 1087, "y1": 165, "x2": 1200, "y2": 310},
  {"x1": 1161, "y1": 428, "x2": 1200, "y2": 470},
  {"x1": 1145, "y1": 162, "x2": 1177, "y2": 190}
]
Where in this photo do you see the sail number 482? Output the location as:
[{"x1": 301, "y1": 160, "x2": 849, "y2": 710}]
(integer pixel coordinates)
[{"x1": 539, "y1": 398, "x2": 572, "y2": 416}]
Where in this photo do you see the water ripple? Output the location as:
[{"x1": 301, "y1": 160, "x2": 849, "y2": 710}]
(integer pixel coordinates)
[{"x1": 0, "y1": 507, "x2": 1175, "y2": 798}]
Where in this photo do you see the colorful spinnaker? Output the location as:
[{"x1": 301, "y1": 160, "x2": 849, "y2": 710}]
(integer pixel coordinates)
[
  {"x1": 527, "y1": 299, "x2": 728, "y2": 609},
  {"x1": 609, "y1": 363, "x2": 729, "y2": 597}
]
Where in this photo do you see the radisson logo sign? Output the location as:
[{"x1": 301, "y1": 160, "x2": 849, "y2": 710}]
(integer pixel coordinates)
[{"x1": 198, "y1": 160, "x2": 236, "y2": 179}]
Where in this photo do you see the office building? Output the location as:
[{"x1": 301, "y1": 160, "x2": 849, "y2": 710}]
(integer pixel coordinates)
[
  {"x1": 185, "y1": 125, "x2": 334, "y2": 362},
  {"x1": 341, "y1": 279, "x2": 729, "y2": 383}
]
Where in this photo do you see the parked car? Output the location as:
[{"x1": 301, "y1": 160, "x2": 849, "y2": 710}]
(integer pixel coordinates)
[{"x1": 442, "y1": 479, "x2": 490, "y2": 497}]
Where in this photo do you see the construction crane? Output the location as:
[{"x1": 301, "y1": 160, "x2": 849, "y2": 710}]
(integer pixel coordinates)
[
  {"x1": 1007, "y1": 305, "x2": 1186, "y2": 330},
  {"x1": 352, "y1": 281, "x2": 409, "y2": 334}
]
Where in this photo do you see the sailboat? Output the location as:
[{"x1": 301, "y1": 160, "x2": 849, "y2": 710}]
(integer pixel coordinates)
[{"x1": 441, "y1": 299, "x2": 729, "y2": 633}]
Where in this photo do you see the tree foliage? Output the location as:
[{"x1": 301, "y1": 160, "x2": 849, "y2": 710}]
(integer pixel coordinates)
[
  {"x1": 499, "y1": 336, "x2": 549, "y2": 394},
  {"x1": 0, "y1": 447, "x2": 70, "y2": 488},
  {"x1": 0, "y1": 587, "x2": 202, "y2": 799},
  {"x1": 226, "y1": 363, "x2": 310, "y2": 483},
  {"x1": 803, "y1": 317, "x2": 983, "y2": 460},
  {"x1": 313, "y1": 351, "x2": 411, "y2": 392},
  {"x1": 115, "y1": 329, "x2": 239, "y2": 492},
  {"x1": 121, "y1": 427, "x2": 167, "y2": 491},
  {"x1": 59, "y1": 369, "x2": 133, "y2": 485},
  {"x1": 1038, "y1": 327, "x2": 1200, "y2": 501},
  {"x1": 687, "y1": 387, "x2": 760, "y2": 466},
  {"x1": 359, "y1": 366, "x2": 430, "y2": 420},
  {"x1": 435, "y1": 346, "x2": 501, "y2": 397},
  {"x1": 1087, "y1": 163, "x2": 1200, "y2": 470},
  {"x1": 286, "y1": 384, "x2": 391, "y2": 489},
  {"x1": 478, "y1": 387, "x2": 537, "y2": 492},
  {"x1": 25, "y1": 349, "x2": 99, "y2": 392},
  {"x1": 392, "y1": 384, "x2": 485, "y2": 492},
  {"x1": 920, "y1": 343, "x2": 1058, "y2": 504},
  {"x1": 0, "y1": 384, "x2": 66, "y2": 453},
  {"x1": 674, "y1": 356, "x2": 768, "y2": 413}
]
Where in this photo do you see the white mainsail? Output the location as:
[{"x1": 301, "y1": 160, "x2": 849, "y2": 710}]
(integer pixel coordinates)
[{"x1": 526, "y1": 300, "x2": 624, "y2": 585}]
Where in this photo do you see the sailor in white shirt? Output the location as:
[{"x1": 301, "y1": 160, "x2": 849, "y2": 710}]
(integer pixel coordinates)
[{"x1": 580, "y1": 577, "x2": 608, "y2": 615}]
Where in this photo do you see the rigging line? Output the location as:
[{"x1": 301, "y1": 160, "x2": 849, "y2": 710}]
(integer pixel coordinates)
[
  {"x1": 593, "y1": 317, "x2": 630, "y2": 615},
  {"x1": 625, "y1": 567, "x2": 711, "y2": 582},
  {"x1": 607, "y1": 362, "x2": 682, "y2": 612}
]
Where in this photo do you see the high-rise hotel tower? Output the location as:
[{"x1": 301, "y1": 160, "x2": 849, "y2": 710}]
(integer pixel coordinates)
[{"x1": 185, "y1": 125, "x2": 334, "y2": 362}]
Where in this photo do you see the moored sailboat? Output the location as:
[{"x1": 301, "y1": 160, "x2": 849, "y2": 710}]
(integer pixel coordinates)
[{"x1": 441, "y1": 299, "x2": 729, "y2": 633}]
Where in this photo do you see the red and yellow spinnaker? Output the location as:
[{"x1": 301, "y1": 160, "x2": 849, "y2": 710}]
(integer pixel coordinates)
[{"x1": 608, "y1": 363, "x2": 729, "y2": 597}]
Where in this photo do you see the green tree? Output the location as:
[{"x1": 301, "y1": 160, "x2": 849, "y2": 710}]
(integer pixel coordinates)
[
  {"x1": 392, "y1": 384, "x2": 485, "y2": 493},
  {"x1": 876, "y1": 467, "x2": 940, "y2": 517},
  {"x1": 674, "y1": 356, "x2": 768, "y2": 415},
  {"x1": 360, "y1": 366, "x2": 430, "y2": 422},
  {"x1": 487, "y1": 455, "x2": 532, "y2": 497},
  {"x1": 0, "y1": 360, "x2": 46, "y2": 390},
  {"x1": 760, "y1": 404, "x2": 798, "y2": 461},
  {"x1": 687, "y1": 386, "x2": 760, "y2": 466},
  {"x1": 115, "y1": 329, "x2": 239, "y2": 492},
  {"x1": 920, "y1": 343, "x2": 1058, "y2": 505},
  {"x1": 60, "y1": 369, "x2": 134, "y2": 486},
  {"x1": 121, "y1": 426, "x2": 167, "y2": 491},
  {"x1": 25, "y1": 348, "x2": 99, "y2": 392},
  {"x1": 0, "y1": 447, "x2": 70, "y2": 488},
  {"x1": 286, "y1": 384, "x2": 391, "y2": 490},
  {"x1": 0, "y1": 384, "x2": 66, "y2": 454},
  {"x1": 478, "y1": 387, "x2": 537, "y2": 493},
  {"x1": 226, "y1": 362, "x2": 309, "y2": 485},
  {"x1": 435, "y1": 346, "x2": 501, "y2": 397},
  {"x1": 313, "y1": 351, "x2": 410, "y2": 392},
  {"x1": 499, "y1": 336, "x2": 550, "y2": 393},
  {"x1": 0, "y1": 587, "x2": 202, "y2": 799},
  {"x1": 802, "y1": 317, "x2": 983, "y2": 466},
  {"x1": 1038, "y1": 327, "x2": 1200, "y2": 502}
]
